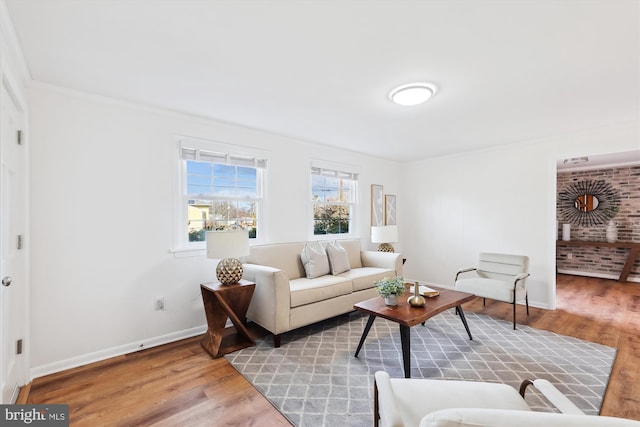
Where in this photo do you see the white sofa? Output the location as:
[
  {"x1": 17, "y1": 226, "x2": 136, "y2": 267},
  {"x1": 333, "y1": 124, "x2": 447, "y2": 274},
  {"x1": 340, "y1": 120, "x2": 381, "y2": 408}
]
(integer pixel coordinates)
[{"x1": 242, "y1": 239, "x2": 403, "y2": 347}]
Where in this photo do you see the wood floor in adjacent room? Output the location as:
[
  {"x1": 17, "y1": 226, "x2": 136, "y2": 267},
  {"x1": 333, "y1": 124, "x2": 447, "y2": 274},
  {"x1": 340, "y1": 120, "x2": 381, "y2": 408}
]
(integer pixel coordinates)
[{"x1": 25, "y1": 274, "x2": 640, "y2": 425}]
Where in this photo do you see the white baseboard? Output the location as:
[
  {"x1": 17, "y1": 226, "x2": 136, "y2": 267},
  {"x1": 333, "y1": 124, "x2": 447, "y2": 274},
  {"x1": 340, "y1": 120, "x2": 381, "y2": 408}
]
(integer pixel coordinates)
[
  {"x1": 557, "y1": 269, "x2": 640, "y2": 283},
  {"x1": 30, "y1": 325, "x2": 207, "y2": 380}
]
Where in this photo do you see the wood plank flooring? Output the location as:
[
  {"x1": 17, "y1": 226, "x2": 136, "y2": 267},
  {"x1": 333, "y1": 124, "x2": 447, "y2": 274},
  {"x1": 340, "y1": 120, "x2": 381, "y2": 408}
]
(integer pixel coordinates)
[{"x1": 26, "y1": 274, "x2": 640, "y2": 425}]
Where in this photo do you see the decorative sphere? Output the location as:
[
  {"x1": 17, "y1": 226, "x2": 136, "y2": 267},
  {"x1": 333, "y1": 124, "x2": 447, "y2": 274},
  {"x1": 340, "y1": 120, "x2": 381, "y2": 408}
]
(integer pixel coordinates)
[
  {"x1": 216, "y1": 258, "x2": 243, "y2": 285},
  {"x1": 377, "y1": 243, "x2": 395, "y2": 252}
]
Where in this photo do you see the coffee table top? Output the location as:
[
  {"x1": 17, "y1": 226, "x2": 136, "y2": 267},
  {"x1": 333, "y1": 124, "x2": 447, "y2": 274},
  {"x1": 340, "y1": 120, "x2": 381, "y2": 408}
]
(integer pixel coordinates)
[{"x1": 353, "y1": 285, "x2": 475, "y2": 327}]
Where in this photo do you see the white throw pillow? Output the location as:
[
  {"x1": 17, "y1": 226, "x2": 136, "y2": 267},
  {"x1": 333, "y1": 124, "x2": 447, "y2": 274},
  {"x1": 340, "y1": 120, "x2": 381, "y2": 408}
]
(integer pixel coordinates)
[
  {"x1": 300, "y1": 242, "x2": 330, "y2": 279},
  {"x1": 326, "y1": 240, "x2": 351, "y2": 275}
]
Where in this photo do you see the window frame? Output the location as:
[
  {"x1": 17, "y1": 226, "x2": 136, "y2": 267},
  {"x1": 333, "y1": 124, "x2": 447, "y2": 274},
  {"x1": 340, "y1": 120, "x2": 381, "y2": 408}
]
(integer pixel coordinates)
[
  {"x1": 309, "y1": 160, "x2": 360, "y2": 240},
  {"x1": 173, "y1": 137, "x2": 268, "y2": 254}
]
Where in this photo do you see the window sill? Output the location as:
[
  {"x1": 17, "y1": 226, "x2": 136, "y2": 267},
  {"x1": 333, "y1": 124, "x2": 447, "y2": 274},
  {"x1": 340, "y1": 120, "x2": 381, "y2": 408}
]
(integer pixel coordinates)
[{"x1": 170, "y1": 247, "x2": 206, "y2": 258}]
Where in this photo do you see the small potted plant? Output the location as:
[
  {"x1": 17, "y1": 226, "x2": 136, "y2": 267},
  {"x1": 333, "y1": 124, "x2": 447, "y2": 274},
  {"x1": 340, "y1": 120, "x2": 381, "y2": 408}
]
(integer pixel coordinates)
[{"x1": 375, "y1": 276, "x2": 406, "y2": 306}]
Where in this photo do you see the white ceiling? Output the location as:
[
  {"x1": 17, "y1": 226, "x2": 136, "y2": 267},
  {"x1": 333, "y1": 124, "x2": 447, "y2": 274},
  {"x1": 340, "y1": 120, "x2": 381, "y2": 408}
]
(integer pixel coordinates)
[{"x1": 4, "y1": 0, "x2": 640, "y2": 162}]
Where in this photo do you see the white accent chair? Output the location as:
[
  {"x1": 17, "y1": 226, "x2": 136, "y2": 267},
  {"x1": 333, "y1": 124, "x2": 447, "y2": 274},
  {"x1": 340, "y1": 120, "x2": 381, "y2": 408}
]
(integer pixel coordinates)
[
  {"x1": 374, "y1": 371, "x2": 640, "y2": 427},
  {"x1": 454, "y1": 253, "x2": 530, "y2": 329}
]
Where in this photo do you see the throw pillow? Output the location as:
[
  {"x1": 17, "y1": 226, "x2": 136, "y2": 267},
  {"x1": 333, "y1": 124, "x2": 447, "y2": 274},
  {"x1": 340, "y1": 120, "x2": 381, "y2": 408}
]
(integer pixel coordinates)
[
  {"x1": 300, "y1": 242, "x2": 330, "y2": 279},
  {"x1": 326, "y1": 240, "x2": 351, "y2": 275}
]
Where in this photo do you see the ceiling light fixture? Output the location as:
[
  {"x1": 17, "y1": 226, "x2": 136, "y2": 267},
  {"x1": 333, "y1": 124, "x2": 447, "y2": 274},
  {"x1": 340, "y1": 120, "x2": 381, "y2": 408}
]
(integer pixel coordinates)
[
  {"x1": 563, "y1": 157, "x2": 589, "y2": 165},
  {"x1": 389, "y1": 82, "x2": 437, "y2": 106}
]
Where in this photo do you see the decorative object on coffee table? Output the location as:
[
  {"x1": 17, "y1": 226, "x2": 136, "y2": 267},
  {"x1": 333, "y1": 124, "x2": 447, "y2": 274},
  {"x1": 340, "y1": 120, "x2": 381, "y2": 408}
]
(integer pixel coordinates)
[
  {"x1": 206, "y1": 229, "x2": 249, "y2": 285},
  {"x1": 407, "y1": 281, "x2": 425, "y2": 307},
  {"x1": 371, "y1": 225, "x2": 398, "y2": 252},
  {"x1": 375, "y1": 276, "x2": 406, "y2": 306}
]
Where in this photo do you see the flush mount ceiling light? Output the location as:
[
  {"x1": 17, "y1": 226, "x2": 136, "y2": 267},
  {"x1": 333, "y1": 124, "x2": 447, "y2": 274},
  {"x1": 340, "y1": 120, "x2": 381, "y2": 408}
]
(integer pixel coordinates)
[
  {"x1": 563, "y1": 156, "x2": 589, "y2": 165},
  {"x1": 389, "y1": 82, "x2": 437, "y2": 106}
]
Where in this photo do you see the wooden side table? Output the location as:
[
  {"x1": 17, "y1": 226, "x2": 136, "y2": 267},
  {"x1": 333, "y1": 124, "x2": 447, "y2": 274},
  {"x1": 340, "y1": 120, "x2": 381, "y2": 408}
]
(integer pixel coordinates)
[{"x1": 200, "y1": 279, "x2": 256, "y2": 358}]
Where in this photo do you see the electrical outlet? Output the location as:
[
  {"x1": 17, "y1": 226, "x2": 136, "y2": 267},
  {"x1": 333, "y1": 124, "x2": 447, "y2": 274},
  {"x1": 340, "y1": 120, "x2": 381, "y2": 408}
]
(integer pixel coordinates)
[
  {"x1": 154, "y1": 297, "x2": 165, "y2": 311},
  {"x1": 567, "y1": 253, "x2": 573, "y2": 260}
]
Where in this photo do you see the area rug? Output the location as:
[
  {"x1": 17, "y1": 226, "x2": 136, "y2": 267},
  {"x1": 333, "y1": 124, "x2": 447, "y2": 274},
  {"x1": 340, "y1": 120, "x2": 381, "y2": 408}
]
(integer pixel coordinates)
[{"x1": 225, "y1": 311, "x2": 616, "y2": 427}]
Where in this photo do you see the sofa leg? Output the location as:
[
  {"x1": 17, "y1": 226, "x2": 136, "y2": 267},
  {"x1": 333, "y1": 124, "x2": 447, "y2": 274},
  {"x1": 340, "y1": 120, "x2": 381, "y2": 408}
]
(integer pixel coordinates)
[{"x1": 273, "y1": 334, "x2": 281, "y2": 348}]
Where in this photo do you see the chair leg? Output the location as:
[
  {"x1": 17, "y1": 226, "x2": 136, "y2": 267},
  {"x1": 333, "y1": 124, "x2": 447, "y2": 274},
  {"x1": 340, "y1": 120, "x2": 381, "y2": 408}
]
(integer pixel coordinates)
[
  {"x1": 483, "y1": 298, "x2": 486, "y2": 306},
  {"x1": 512, "y1": 289, "x2": 517, "y2": 330},
  {"x1": 374, "y1": 379, "x2": 380, "y2": 427},
  {"x1": 526, "y1": 293, "x2": 529, "y2": 315}
]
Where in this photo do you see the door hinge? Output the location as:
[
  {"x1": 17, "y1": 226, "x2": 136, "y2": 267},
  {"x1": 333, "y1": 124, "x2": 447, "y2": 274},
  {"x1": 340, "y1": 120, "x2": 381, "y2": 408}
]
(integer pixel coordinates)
[
  {"x1": 17, "y1": 234, "x2": 23, "y2": 250},
  {"x1": 17, "y1": 129, "x2": 23, "y2": 145}
]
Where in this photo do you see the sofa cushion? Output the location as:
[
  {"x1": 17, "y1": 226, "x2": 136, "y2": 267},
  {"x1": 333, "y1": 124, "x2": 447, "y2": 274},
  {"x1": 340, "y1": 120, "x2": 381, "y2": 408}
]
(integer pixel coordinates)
[
  {"x1": 326, "y1": 240, "x2": 351, "y2": 275},
  {"x1": 245, "y1": 242, "x2": 307, "y2": 279},
  {"x1": 338, "y1": 239, "x2": 363, "y2": 269},
  {"x1": 289, "y1": 276, "x2": 353, "y2": 308},
  {"x1": 338, "y1": 267, "x2": 394, "y2": 292},
  {"x1": 300, "y1": 242, "x2": 331, "y2": 278}
]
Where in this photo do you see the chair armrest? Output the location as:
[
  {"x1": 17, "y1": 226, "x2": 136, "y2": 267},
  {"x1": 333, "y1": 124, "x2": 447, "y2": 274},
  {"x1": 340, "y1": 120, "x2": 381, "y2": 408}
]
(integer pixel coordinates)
[
  {"x1": 512, "y1": 272, "x2": 531, "y2": 288},
  {"x1": 374, "y1": 371, "x2": 404, "y2": 427},
  {"x1": 243, "y1": 263, "x2": 291, "y2": 335},
  {"x1": 361, "y1": 251, "x2": 403, "y2": 276},
  {"x1": 520, "y1": 379, "x2": 584, "y2": 415},
  {"x1": 455, "y1": 267, "x2": 477, "y2": 281}
]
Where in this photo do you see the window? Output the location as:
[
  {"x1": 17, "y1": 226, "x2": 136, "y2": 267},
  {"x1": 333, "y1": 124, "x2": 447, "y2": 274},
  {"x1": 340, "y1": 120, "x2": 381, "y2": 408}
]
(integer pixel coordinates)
[
  {"x1": 311, "y1": 162, "x2": 358, "y2": 236},
  {"x1": 177, "y1": 139, "x2": 266, "y2": 249}
]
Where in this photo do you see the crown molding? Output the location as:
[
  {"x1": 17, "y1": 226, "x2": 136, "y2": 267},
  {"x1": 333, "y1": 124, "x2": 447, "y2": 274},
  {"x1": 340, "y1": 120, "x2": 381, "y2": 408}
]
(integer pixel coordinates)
[{"x1": 0, "y1": 0, "x2": 32, "y2": 85}]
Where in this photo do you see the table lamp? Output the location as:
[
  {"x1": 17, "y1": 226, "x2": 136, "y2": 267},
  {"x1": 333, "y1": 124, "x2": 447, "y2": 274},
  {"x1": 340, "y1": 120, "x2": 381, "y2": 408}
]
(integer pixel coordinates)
[
  {"x1": 371, "y1": 225, "x2": 398, "y2": 252},
  {"x1": 206, "y1": 230, "x2": 250, "y2": 285}
]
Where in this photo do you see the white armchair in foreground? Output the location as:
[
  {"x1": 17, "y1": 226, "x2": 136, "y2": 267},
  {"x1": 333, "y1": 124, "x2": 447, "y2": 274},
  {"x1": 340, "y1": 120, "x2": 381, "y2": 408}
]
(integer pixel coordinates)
[{"x1": 374, "y1": 371, "x2": 640, "y2": 427}]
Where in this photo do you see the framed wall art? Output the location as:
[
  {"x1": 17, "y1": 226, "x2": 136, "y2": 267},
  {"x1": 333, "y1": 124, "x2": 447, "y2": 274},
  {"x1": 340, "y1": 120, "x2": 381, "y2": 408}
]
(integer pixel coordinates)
[
  {"x1": 385, "y1": 194, "x2": 396, "y2": 225},
  {"x1": 371, "y1": 184, "x2": 384, "y2": 226}
]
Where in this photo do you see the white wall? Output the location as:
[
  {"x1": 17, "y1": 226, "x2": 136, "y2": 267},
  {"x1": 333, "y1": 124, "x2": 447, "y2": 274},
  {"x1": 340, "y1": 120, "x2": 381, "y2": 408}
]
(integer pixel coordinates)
[
  {"x1": 28, "y1": 86, "x2": 402, "y2": 376},
  {"x1": 400, "y1": 121, "x2": 640, "y2": 309},
  {"x1": 27, "y1": 83, "x2": 639, "y2": 377}
]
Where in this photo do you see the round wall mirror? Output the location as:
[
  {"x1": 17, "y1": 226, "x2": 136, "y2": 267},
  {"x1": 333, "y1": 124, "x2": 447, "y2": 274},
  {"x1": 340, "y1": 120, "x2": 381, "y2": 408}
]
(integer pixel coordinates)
[
  {"x1": 559, "y1": 180, "x2": 619, "y2": 226},
  {"x1": 574, "y1": 194, "x2": 599, "y2": 212}
]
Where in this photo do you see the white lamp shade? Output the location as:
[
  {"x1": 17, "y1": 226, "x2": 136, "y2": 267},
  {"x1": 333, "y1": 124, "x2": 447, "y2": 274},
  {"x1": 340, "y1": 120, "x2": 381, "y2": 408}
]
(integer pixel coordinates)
[
  {"x1": 206, "y1": 230, "x2": 250, "y2": 259},
  {"x1": 371, "y1": 225, "x2": 398, "y2": 244}
]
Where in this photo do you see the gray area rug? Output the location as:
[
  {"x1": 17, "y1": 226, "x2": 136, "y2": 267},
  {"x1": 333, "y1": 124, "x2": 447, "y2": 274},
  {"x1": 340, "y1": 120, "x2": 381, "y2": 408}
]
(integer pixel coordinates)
[{"x1": 226, "y1": 311, "x2": 616, "y2": 426}]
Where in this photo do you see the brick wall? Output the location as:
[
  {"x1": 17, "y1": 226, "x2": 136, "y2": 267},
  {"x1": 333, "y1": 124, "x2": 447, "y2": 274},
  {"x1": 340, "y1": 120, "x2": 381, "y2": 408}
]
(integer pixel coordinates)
[{"x1": 556, "y1": 165, "x2": 640, "y2": 281}]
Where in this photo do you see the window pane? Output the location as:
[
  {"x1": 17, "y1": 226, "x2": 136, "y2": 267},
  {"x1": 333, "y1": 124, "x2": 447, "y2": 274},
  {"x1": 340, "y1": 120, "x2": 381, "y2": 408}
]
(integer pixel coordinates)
[
  {"x1": 313, "y1": 205, "x2": 351, "y2": 235},
  {"x1": 312, "y1": 175, "x2": 352, "y2": 203},
  {"x1": 187, "y1": 199, "x2": 257, "y2": 241},
  {"x1": 187, "y1": 199, "x2": 213, "y2": 241},
  {"x1": 187, "y1": 161, "x2": 258, "y2": 198}
]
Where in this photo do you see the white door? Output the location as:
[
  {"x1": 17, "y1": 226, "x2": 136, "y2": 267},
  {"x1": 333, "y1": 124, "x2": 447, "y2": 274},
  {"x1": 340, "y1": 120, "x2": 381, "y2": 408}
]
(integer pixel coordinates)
[{"x1": 0, "y1": 84, "x2": 28, "y2": 404}]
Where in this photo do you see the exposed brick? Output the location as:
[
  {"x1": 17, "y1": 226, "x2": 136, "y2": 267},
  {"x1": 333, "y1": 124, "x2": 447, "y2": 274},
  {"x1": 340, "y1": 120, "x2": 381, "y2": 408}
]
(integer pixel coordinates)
[{"x1": 557, "y1": 165, "x2": 640, "y2": 280}]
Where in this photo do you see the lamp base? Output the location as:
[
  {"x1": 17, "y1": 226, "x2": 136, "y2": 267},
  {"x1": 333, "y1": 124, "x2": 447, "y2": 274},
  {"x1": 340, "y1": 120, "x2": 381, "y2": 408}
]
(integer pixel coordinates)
[
  {"x1": 216, "y1": 257, "x2": 244, "y2": 285},
  {"x1": 377, "y1": 243, "x2": 394, "y2": 253}
]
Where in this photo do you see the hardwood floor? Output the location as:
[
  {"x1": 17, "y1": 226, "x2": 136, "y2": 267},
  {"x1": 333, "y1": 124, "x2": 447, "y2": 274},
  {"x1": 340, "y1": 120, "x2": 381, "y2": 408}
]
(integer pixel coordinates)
[{"x1": 26, "y1": 274, "x2": 640, "y2": 425}]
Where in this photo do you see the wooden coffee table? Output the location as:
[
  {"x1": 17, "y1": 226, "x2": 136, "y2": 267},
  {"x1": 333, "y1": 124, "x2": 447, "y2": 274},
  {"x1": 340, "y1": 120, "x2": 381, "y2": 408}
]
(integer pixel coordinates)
[{"x1": 354, "y1": 285, "x2": 475, "y2": 378}]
